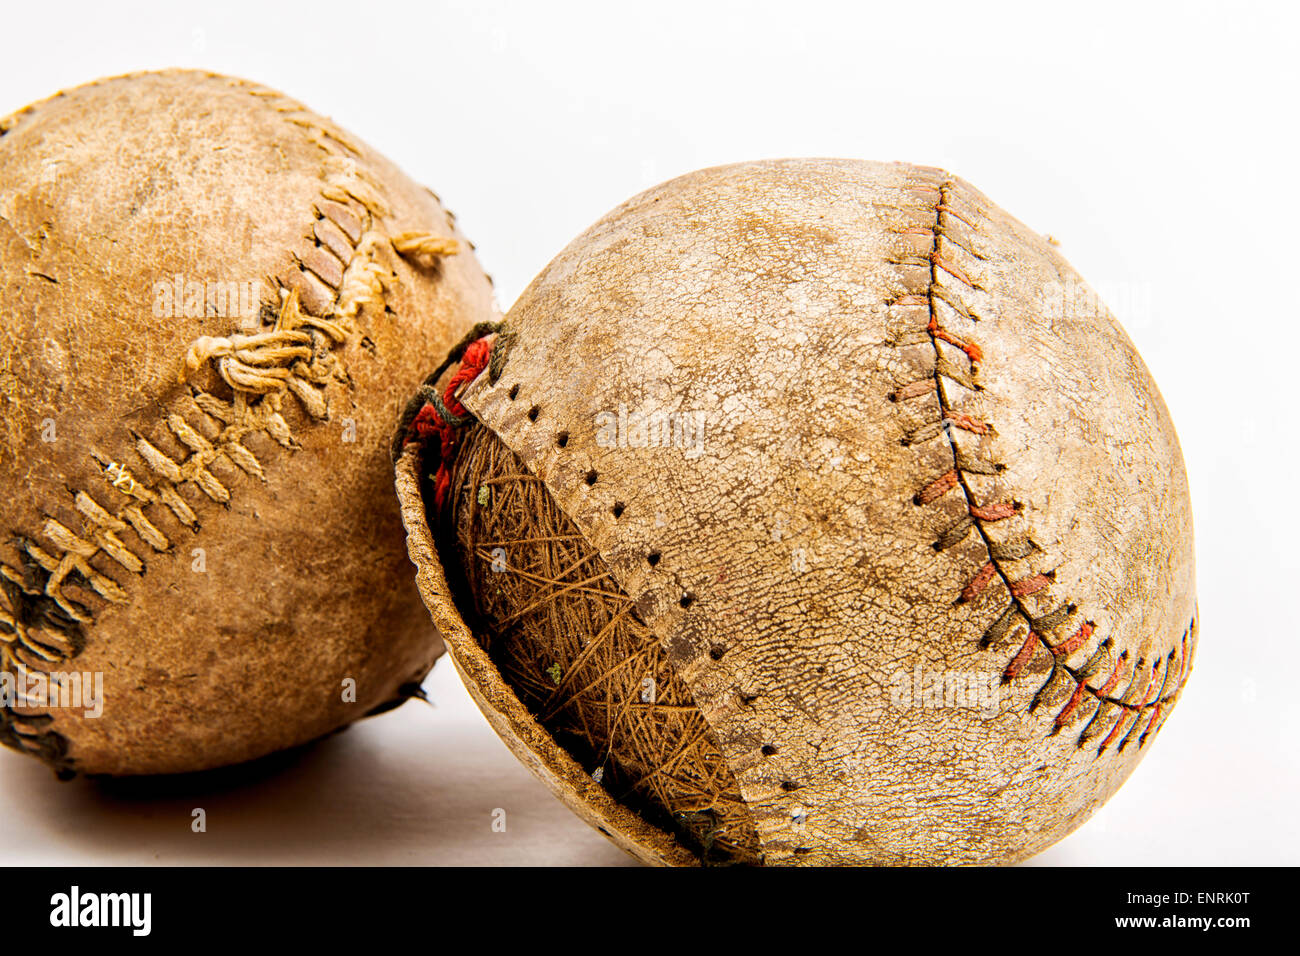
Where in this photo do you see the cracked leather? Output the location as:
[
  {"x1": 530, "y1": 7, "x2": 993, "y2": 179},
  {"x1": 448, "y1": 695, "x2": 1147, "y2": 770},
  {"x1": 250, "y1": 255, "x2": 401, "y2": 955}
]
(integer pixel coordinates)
[
  {"x1": 0, "y1": 71, "x2": 496, "y2": 775},
  {"x1": 452, "y1": 159, "x2": 1197, "y2": 865}
]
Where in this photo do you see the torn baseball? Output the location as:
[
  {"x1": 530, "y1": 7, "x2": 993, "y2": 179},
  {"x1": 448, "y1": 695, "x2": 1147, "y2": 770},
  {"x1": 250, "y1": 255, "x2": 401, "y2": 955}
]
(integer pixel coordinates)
[{"x1": 396, "y1": 158, "x2": 1196, "y2": 865}]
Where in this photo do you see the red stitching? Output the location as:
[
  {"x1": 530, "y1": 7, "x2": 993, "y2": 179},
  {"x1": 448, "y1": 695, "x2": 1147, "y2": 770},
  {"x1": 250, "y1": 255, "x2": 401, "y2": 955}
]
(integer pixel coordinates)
[
  {"x1": 1112, "y1": 663, "x2": 1164, "y2": 751},
  {"x1": 970, "y1": 502, "x2": 1017, "y2": 521},
  {"x1": 890, "y1": 177, "x2": 1194, "y2": 752},
  {"x1": 1095, "y1": 654, "x2": 1127, "y2": 696},
  {"x1": 1141, "y1": 702, "x2": 1163, "y2": 740},
  {"x1": 1003, "y1": 630, "x2": 1040, "y2": 681},
  {"x1": 929, "y1": 318, "x2": 984, "y2": 363},
  {"x1": 935, "y1": 202, "x2": 980, "y2": 231},
  {"x1": 931, "y1": 252, "x2": 976, "y2": 289},
  {"x1": 408, "y1": 335, "x2": 494, "y2": 510},
  {"x1": 1098, "y1": 709, "x2": 1132, "y2": 752},
  {"x1": 917, "y1": 469, "x2": 959, "y2": 504},
  {"x1": 944, "y1": 412, "x2": 989, "y2": 435},
  {"x1": 960, "y1": 561, "x2": 997, "y2": 603},
  {"x1": 1055, "y1": 678, "x2": 1090, "y2": 729},
  {"x1": 1051, "y1": 622, "x2": 1093, "y2": 657},
  {"x1": 1009, "y1": 573, "x2": 1052, "y2": 598}
]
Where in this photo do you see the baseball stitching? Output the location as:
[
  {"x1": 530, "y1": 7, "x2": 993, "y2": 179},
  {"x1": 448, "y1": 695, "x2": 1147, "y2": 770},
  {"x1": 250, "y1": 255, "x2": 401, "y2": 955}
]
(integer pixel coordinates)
[
  {"x1": 0, "y1": 75, "x2": 459, "y2": 771},
  {"x1": 397, "y1": 168, "x2": 1197, "y2": 863},
  {"x1": 891, "y1": 176, "x2": 1195, "y2": 754}
]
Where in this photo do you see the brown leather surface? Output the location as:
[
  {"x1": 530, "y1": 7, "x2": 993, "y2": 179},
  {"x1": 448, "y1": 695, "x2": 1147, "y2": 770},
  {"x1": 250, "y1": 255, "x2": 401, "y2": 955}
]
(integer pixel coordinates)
[
  {"x1": 0, "y1": 71, "x2": 496, "y2": 775},
  {"x1": 446, "y1": 159, "x2": 1196, "y2": 864}
]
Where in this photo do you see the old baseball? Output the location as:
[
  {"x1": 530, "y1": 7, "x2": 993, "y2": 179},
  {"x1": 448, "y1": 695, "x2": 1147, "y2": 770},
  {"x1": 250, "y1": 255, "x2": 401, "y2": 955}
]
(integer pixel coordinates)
[
  {"x1": 0, "y1": 71, "x2": 496, "y2": 775},
  {"x1": 397, "y1": 158, "x2": 1197, "y2": 865}
]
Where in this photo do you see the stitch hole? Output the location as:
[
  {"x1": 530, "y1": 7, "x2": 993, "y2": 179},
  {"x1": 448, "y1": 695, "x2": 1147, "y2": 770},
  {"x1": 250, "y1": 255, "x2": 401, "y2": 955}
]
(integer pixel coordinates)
[
  {"x1": 508, "y1": 383, "x2": 519, "y2": 400},
  {"x1": 584, "y1": 469, "x2": 598, "y2": 486},
  {"x1": 739, "y1": 690, "x2": 759, "y2": 705},
  {"x1": 679, "y1": 593, "x2": 695, "y2": 609},
  {"x1": 708, "y1": 645, "x2": 726, "y2": 661},
  {"x1": 527, "y1": 405, "x2": 540, "y2": 422},
  {"x1": 646, "y1": 551, "x2": 661, "y2": 567},
  {"x1": 793, "y1": 847, "x2": 811, "y2": 856},
  {"x1": 761, "y1": 744, "x2": 778, "y2": 756},
  {"x1": 555, "y1": 431, "x2": 569, "y2": 448},
  {"x1": 781, "y1": 780, "x2": 802, "y2": 792},
  {"x1": 611, "y1": 502, "x2": 625, "y2": 519}
]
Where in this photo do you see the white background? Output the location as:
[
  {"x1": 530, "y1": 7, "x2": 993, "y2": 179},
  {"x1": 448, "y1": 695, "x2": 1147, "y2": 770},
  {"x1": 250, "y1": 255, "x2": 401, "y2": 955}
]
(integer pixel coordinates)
[{"x1": 0, "y1": 0, "x2": 1295, "y2": 865}]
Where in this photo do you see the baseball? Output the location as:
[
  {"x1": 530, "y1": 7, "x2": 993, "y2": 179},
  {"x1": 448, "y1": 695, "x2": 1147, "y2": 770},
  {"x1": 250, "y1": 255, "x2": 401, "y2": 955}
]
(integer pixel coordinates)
[
  {"x1": 0, "y1": 71, "x2": 496, "y2": 775},
  {"x1": 396, "y1": 158, "x2": 1197, "y2": 865}
]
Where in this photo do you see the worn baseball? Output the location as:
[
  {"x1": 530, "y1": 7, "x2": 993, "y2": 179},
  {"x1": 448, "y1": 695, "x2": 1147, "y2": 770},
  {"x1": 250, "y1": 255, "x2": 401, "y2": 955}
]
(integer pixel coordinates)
[
  {"x1": 0, "y1": 71, "x2": 496, "y2": 775},
  {"x1": 396, "y1": 158, "x2": 1197, "y2": 865}
]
